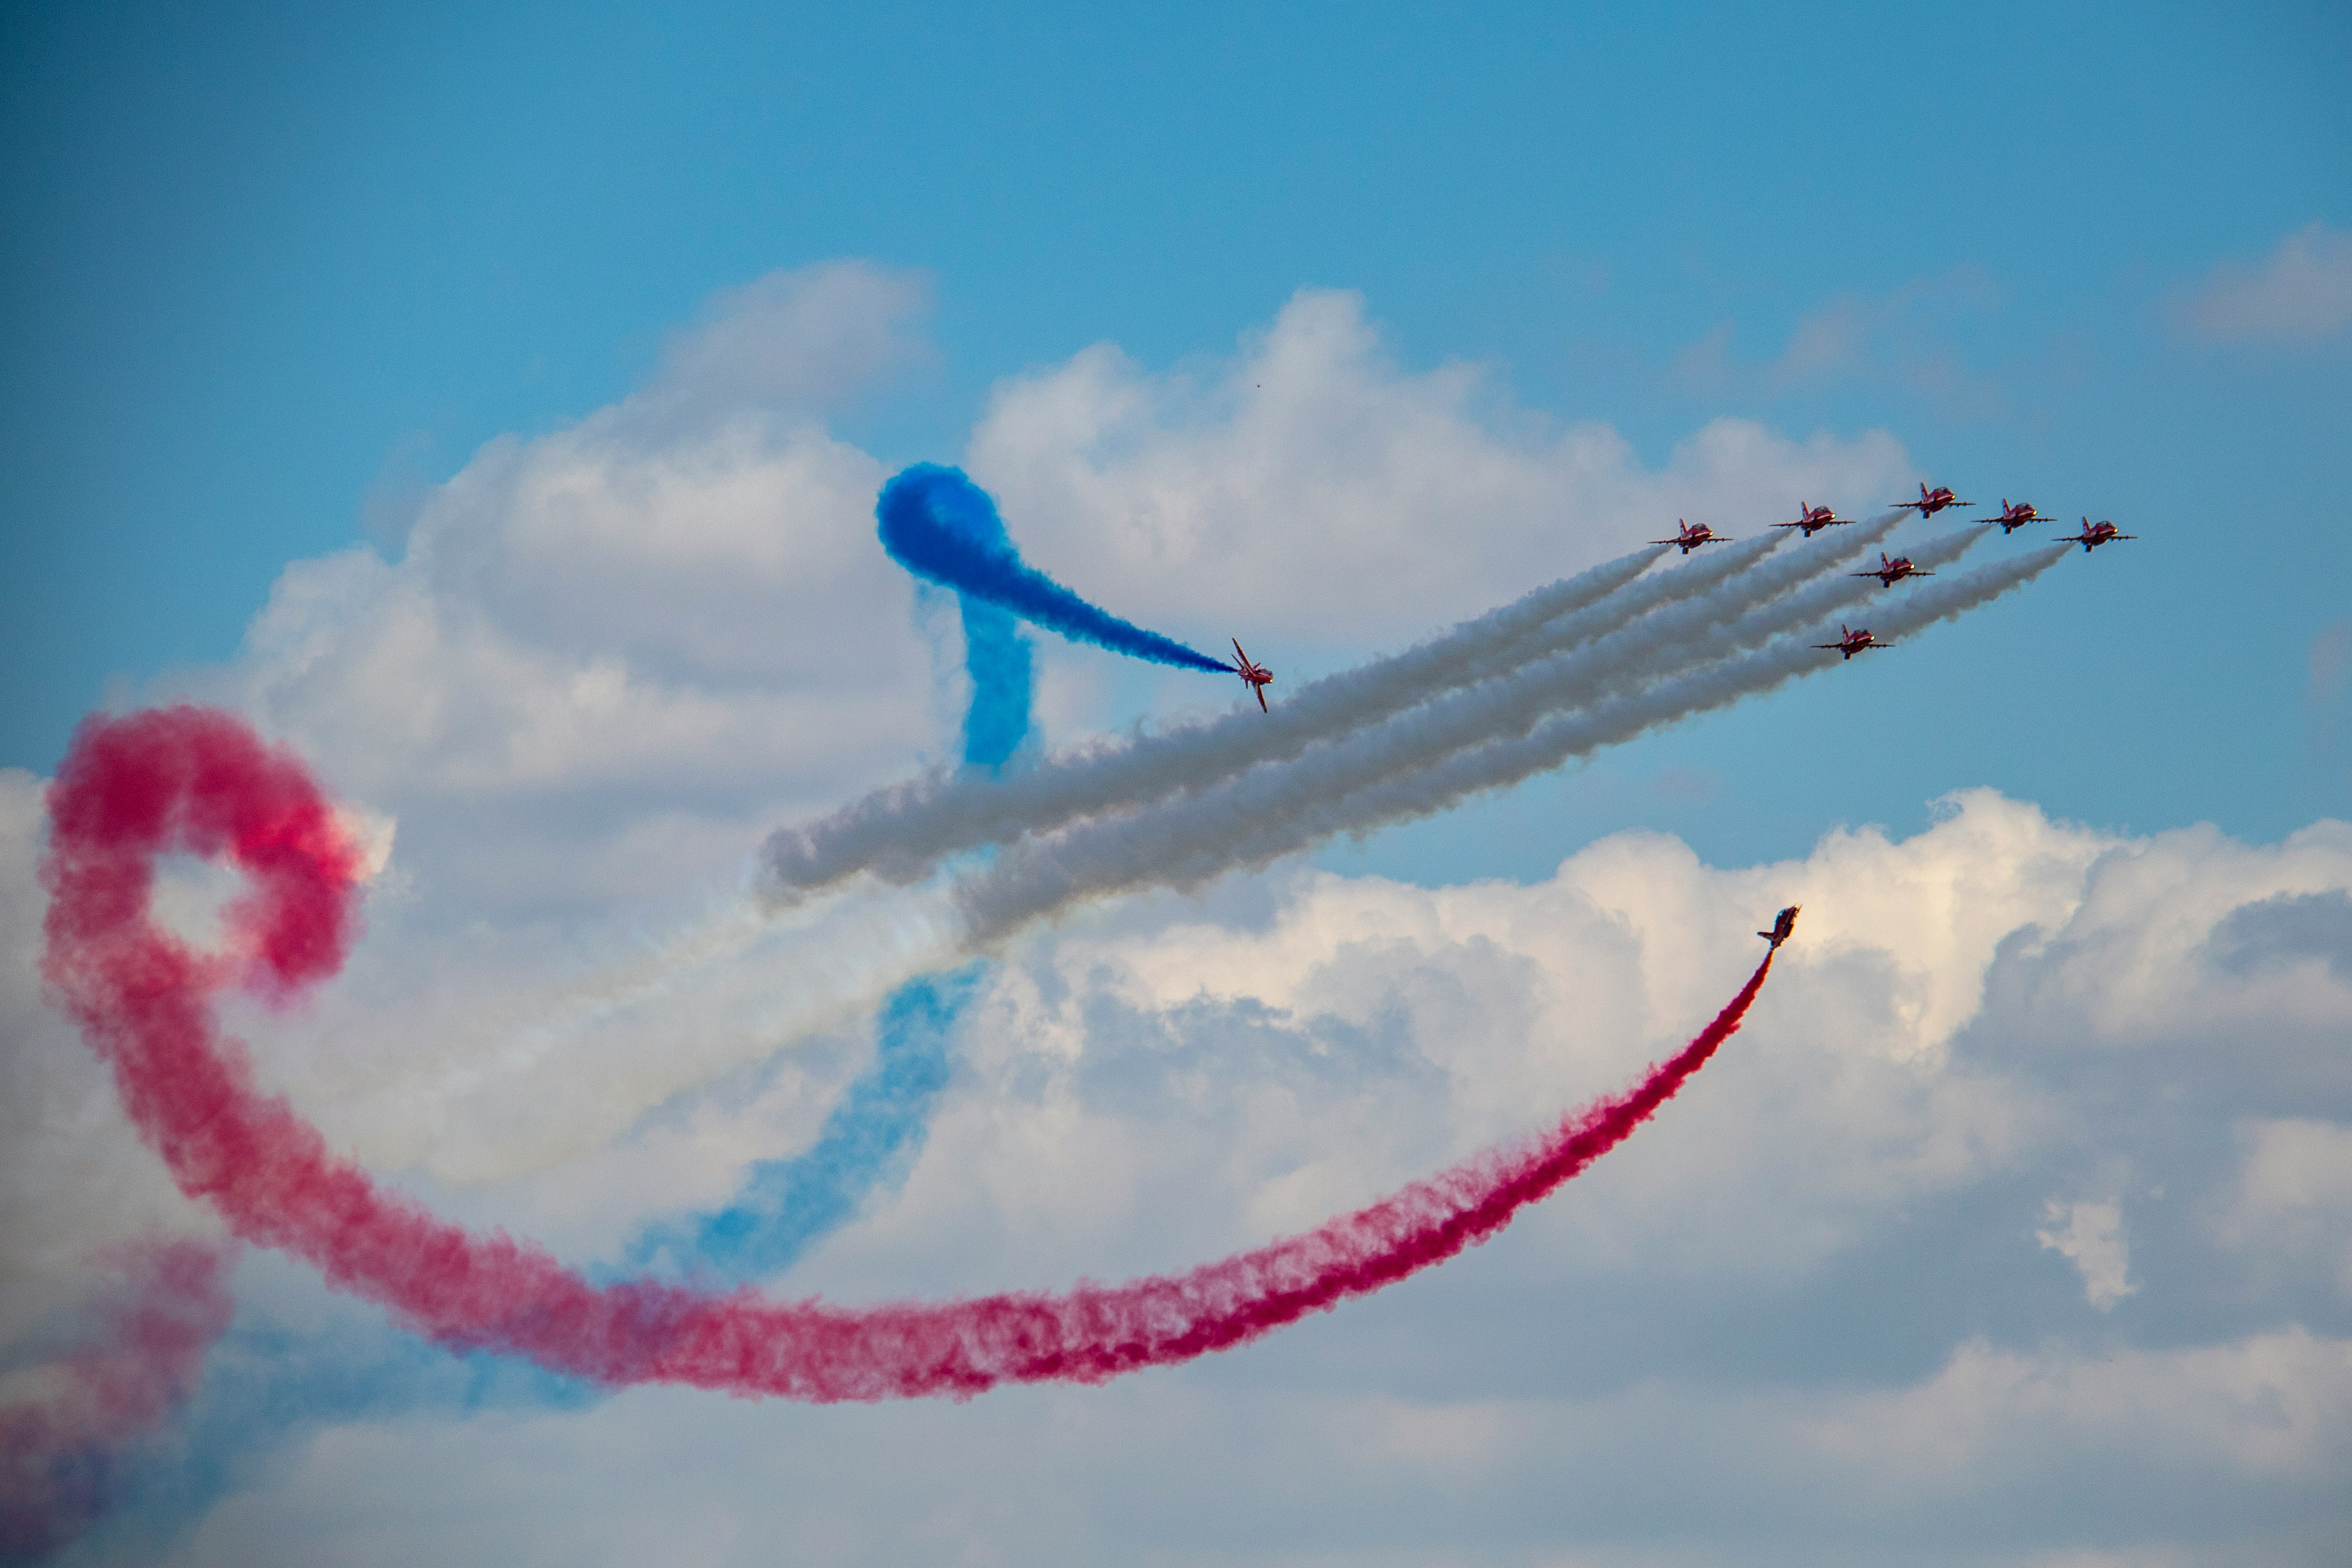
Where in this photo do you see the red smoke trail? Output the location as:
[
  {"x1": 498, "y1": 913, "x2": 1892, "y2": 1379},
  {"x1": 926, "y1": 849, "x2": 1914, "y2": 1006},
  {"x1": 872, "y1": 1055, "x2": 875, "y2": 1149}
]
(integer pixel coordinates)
[
  {"x1": 41, "y1": 706, "x2": 1772, "y2": 1403},
  {"x1": 0, "y1": 1240, "x2": 237, "y2": 1559}
]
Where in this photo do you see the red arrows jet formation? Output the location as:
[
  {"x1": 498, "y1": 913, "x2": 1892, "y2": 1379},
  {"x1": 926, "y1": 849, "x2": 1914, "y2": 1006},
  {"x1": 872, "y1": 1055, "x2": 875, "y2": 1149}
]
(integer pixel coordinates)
[
  {"x1": 1988, "y1": 499, "x2": 2053, "y2": 533},
  {"x1": 1892, "y1": 483, "x2": 1973, "y2": 518},
  {"x1": 1774, "y1": 503, "x2": 1855, "y2": 537},
  {"x1": 1815, "y1": 625, "x2": 1883, "y2": 660},
  {"x1": 1853, "y1": 552, "x2": 1934, "y2": 588},
  {"x1": 1652, "y1": 520, "x2": 1729, "y2": 554},
  {"x1": 1229, "y1": 639, "x2": 1275, "y2": 711},
  {"x1": 2055, "y1": 517, "x2": 2136, "y2": 552}
]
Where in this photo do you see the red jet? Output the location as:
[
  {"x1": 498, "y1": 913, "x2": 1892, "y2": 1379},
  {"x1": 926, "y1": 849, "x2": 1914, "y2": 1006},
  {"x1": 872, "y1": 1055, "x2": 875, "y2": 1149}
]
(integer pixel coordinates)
[
  {"x1": 1988, "y1": 499, "x2": 2051, "y2": 534},
  {"x1": 1814, "y1": 624, "x2": 1883, "y2": 660},
  {"x1": 1757, "y1": 905, "x2": 1800, "y2": 950},
  {"x1": 1891, "y1": 482, "x2": 1974, "y2": 518},
  {"x1": 1651, "y1": 519, "x2": 1730, "y2": 554},
  {"x1": 1229, "y1": 639, "x2": 1274, "y2": 711},
  {"x1": 1852, "y1": 551, "x2": 1935, "y2": 588},
  {"x1": 1774, "y1": 503, "x2": 1856, "y2": 537},
  {"x1": 2055, "y1": 517, "x2": 2136, "y2": 553}
]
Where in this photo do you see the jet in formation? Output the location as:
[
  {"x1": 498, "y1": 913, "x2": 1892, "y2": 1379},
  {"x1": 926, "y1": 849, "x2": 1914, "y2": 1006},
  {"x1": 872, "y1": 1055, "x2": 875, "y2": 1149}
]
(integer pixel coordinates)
[
  {"x1": 1988, "y1": 499, "x2": 2053, "y2": 533},
  {"x1": 1853, "y1": 552, "x2": 1934, "y2": 588},
  {"x1": 2055, "y1": 517, "x2": 2136, "y2": 553},
  {"x1": 1653, "y1": 519, "x2": 1729, "y2": 554},
  {"x1": 1757, "y1": 905, "x2": 1800, "y2": 950},
  {"x1": 1892, "y1": 483, "x2": 1973, "y2": 518},
  {"x1": 1229, "y1": 639, "x2": 1275, "y2": 712},
  {"x1": 1815, "y1": 624, "x2": 1883, "y2": 660},
  {"x1": 1773, "y1": 503, "x2": 1855, "y2": 537}
]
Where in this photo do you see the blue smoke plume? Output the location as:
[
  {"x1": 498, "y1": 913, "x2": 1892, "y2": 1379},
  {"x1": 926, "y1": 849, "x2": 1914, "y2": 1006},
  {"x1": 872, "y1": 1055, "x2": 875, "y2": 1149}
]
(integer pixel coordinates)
[
  {"x1": 87, "y1": 524, "x2": 1029, "y2": 1555},
  {"x1": 879, "y1": 463, "x2": 1234, "y2": 675},
  {"x1": 958, "y1": 596, "x2": 1032, "y2": 771},
  {"x1": 625, "y1": 964, "x2": 983, "y2": 1279}
]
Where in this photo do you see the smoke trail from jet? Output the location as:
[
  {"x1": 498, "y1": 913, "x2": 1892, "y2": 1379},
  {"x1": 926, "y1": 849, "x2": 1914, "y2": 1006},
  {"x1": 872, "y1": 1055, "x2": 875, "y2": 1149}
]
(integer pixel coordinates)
[
  {"x1": 958, "y1": 597, "x2": 1034, "y2": 772},
  {"x1": 880, "y1": 465, "x2": 1231, "y2": 675},
  {"x1": 0, "y1": 1241, "x2": 236, "y2": 1560},
  {"x1": 762, "y1": 521, "x2": 1914, "y2": 901},
  {"x1": 955, "y1": 543, "x2": 2058, "y2": 936},
  {"x1": 626, "y1": 964, "x2": 983, "y2": 1280},
  {"x1": 40, "y1": 705, "x2": 1771, "y2": 1403}
]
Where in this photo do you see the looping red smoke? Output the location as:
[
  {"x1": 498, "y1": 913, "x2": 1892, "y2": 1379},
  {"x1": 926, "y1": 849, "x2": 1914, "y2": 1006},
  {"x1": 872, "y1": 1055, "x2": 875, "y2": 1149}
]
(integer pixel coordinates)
[{"x1": 39, "y1": 705, "x2": 1774, "y2": 1403}]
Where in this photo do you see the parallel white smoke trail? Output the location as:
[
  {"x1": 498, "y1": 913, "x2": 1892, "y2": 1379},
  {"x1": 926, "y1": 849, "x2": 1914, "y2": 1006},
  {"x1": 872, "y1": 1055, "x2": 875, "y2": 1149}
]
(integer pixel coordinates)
[
  {"x1": 760, "y1": 541, "x2": 1700, "y2": 895},
  {"x1": 928, "y1": 519, "x2": 1967, "y2": 937},
  {"x1": 762, "y1": 521, "x2": 1916, "y2": 898},
  {"x1": 954, "y1": 544, "x2": 2068, "y2": 939}
]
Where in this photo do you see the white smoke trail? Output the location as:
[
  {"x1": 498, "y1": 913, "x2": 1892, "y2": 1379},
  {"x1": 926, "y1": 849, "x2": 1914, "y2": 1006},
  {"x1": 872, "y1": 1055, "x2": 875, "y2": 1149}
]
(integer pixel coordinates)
[
  {"x1": 928, "y1": 519, "x2": 1963, "y2": 931},
  {"x1": 761, "y1": 521, "x2": 1914, "y2": 898},
  {"x1": 954, "y1": 543, "x2": 2067, "y2": 939}
]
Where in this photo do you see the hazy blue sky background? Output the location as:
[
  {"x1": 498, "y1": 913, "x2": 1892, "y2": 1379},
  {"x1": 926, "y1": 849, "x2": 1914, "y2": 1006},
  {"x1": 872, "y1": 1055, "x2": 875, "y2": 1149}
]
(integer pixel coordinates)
[
  {"x1": 6, "y1": 0, "x2": 2346, "y2": 871},
  {"x1": 3, "y1": 5, "x2": 2349, "y2": 1565}
]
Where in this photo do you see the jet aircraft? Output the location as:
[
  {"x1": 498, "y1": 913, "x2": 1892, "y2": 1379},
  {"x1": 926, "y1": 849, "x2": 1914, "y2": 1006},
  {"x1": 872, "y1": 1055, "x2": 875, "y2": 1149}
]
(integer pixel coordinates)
[
  {"x1": 1815, "y1": 625, "x2": 1883, "y2": 660},
  {"x1": 2055, "y1": 517, "x2": 2136, "y2": 553},
  {"x1": 1852, "y1": 552, "x2": 1935, "y2": 588},
  {"x1": 1773, "y1": 503, "x2": 1855, "y2": 537},
  {"x1": 1757, "y1": 906, "x2": 1800, "y2": 950},
  {"x1": 1229, "y1": 639, "x2": 1275, "y2": 711},
  {"x1": 1652, "y1": 519, "x2": 1729, "y2": 554},
  {"x1": 1989, "y1": 499, "x2": 2051, "y2": 533},
  {"x1": 1891, "y1": 482, "x2": 1973, "y2": 518}
]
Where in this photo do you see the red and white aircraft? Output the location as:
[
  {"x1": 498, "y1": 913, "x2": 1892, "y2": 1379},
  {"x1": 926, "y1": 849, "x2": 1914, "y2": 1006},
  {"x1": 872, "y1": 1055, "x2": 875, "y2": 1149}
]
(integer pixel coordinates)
[
  {"x1": 1988, "y1": 499, "x2": 2051, "y2": 534},
  {"x1": 1757, "y1": 905, "x2": 1800, "y2": 950},
  {"x1": 1651, "y1": 519, "x2": 1729, "y2": 554},
  {"x1": 2055, "y1": 517, "x2": 2135, "y2": 553},
  {"x1": 1891, "y1": 483, "x2": 1973, "y2": 518},
  {"x1": 1229, "y1": 639, "x2": 1274, "y2": 711},
  {"x1": 1852, "y1": 551, "x2": 1935, "y2": 588},
  {"x1": 1773, "y1": 503, "x2": 1855, "y2": 537},
  {"x1": 1814, "y1": 624, "x2": 1883, "y2": 660}
]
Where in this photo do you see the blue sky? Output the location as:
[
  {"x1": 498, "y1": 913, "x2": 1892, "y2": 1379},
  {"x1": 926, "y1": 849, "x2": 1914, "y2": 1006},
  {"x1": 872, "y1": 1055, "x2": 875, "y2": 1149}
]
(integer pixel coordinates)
[
  {"x1": 3, "y1": 4, "x2": 2350, "y2": 1565},
  {"x1": 6, "y1": 0, "x2": 2346, "y2": 865}
]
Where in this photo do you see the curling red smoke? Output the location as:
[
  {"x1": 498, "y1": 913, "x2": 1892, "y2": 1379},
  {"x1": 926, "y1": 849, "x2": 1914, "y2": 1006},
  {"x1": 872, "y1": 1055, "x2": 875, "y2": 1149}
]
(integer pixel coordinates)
[
  {"x1": 0, "y1": 1240, "x2": 236, "y2": 1559},
  {"x1": 41, "y1": 706, "x2": 1773, "y2": 1402}
]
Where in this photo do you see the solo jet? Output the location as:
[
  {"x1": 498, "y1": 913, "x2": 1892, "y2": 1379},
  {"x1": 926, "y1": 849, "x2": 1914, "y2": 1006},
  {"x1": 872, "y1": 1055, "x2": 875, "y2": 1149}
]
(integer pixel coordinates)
[
  {"x1": 1229, "y1": 639, "x2": 1274, "y2": 711},
  {"x1": 1774, "y1": 503, "x2": 1856, "y2": 537},
  {"x1": 2056, "y1": 517, "x2": 2135, "y2": 553},
  {"x1": 1852, "y1": 551, "x2": 1935, "y2": 588},
  {"x1": 1757, "y1": 905, "x2": 1800, "y2": 950},
  {"x1": 1815, "y1": 624, "x2": 1883, "y2": 660},
  {"x1": 1988, "y1": 499, "x2": 2051, "y2": 534},
  {"x1": 1891, "y1": 482, "x2": 1973, "y2": 518},
  {"x1": 1652, "y1": 519, "x2": 1729, "y2": 554}
]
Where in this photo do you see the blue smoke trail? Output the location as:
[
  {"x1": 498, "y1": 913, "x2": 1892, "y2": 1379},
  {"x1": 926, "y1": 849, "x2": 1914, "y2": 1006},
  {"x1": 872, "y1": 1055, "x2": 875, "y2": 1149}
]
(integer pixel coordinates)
[
  {"x1": 879, "y1": 464, "x2": 1234, "y2": 675},
  {"x1": 625, "y1": 963, "x2": 984, "y2": 1279},
  {"x1": 85, "y1": 520, "x2": 1029, "y2": 1556},
  {"x1": 958, "y1": 596, "x2": 1032, "y2": 771}
]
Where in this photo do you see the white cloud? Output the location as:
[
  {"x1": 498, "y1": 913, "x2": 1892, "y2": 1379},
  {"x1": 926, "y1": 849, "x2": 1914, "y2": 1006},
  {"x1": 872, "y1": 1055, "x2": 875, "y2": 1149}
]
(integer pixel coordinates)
[
  {"x1": 2175, "y1": 223, "x2": 2352, "y2": 345},
  {"x1": 2038, "y1": 1199, "x2": 2136, "y2": 1310},
  {"x1": 8, "y1": 271, "x2": 2352, "y2": 1565},
  {"x1": 966, "y1": 288, "x2": 1912, "y2": 656}
]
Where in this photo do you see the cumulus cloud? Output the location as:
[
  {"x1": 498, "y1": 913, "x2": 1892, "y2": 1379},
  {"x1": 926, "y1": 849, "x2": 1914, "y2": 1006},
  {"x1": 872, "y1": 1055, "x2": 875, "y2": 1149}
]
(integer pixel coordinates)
[
  {"x1": 2038, "y1": 1199, "x2": 2136, "y2": 1310},
  {"x1": 2175, "y1": 223, "x2": 2352, "y2": 345},
  {"x1": 965, "y1": 288, "x2": 1912, "y2": 650},
  {"x1": 8, "y1": 270, "x2": 2350, "y2": 1564}
]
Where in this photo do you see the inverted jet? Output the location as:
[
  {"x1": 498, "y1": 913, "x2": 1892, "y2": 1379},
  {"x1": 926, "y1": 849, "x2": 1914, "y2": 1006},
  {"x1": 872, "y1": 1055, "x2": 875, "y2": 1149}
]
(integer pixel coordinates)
[{"x1": 1229, "y1": 639, "x2": 1274, "y2": 712}]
